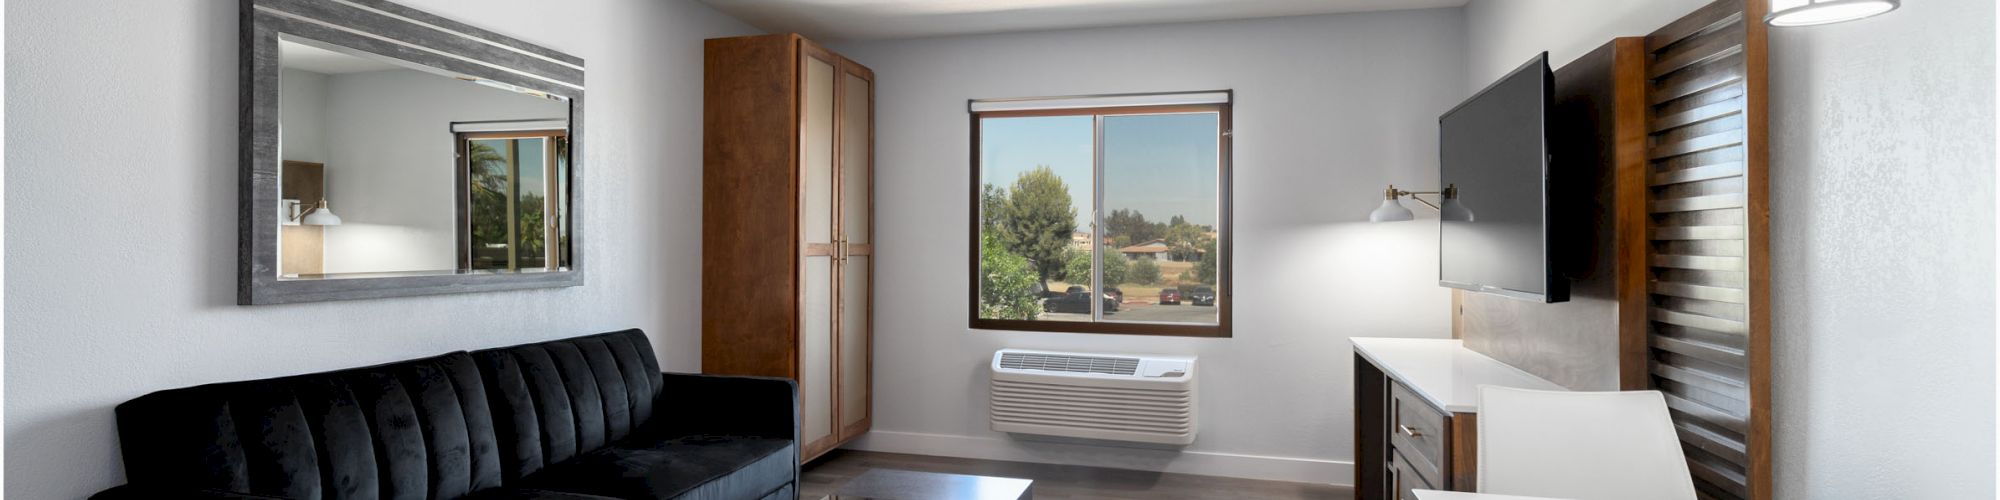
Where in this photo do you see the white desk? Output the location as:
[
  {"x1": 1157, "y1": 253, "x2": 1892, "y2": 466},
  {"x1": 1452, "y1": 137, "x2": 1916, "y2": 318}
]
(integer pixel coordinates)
[
  {"x1": 1351, "y1": 337, "x2": 1564, "y2": 499},
  {"x1": 1350, "y1": 338, "x2": 1563, "y2": 413},
  {"x1": 1412, "y1": 489, "x2": 1567, "y2": 500}
]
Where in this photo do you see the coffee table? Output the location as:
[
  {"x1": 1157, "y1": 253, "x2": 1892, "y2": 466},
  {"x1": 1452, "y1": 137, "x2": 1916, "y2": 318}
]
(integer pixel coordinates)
[{"x1": 824, "y1": 468, "x2": 1034, "y2": 500}]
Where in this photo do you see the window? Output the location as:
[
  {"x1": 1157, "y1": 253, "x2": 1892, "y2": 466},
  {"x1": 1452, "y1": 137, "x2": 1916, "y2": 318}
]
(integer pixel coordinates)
[
  {"x1": 970, "y1": 92, "x2": 1231, "y2": 337},
  {"x1": 457, "y1": 125, "x2": 571, "y2": 272}
]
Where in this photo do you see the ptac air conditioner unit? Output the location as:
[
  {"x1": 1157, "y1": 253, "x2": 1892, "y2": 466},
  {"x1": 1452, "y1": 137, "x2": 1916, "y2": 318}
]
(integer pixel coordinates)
[{"x1": 988, "y1": 349, "x2": 1196, "y2": 445}]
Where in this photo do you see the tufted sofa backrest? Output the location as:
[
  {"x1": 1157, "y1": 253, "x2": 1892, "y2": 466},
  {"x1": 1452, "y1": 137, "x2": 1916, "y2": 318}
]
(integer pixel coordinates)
[
  {"x1": 111, "y1": 329, "x2": 662, "y2": 500},
  {"x1": 468, "y1": 329, "x2": 663, "y2": 481}
]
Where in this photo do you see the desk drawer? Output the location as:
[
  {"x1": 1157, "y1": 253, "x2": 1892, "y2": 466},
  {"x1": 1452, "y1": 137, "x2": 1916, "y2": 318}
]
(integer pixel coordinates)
[
  {"x1": 1388, "y1": 449, "x2": 1435, "y2": 500},
  {"x1": 1388, "y1": 381, "x2": 1448, "y2": 480}
]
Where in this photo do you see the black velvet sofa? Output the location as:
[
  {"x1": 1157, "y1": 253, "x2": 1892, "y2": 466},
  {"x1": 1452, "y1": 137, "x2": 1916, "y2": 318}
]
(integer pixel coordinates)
[{"x1": 93, "y1": 329, "x2": 799, "y2": 500}]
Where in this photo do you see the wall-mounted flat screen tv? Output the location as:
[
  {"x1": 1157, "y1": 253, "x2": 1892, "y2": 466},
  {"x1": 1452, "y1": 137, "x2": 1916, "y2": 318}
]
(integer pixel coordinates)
[{"x1": 1439, "y1": 52, "x2": 1566, "y2": 303}]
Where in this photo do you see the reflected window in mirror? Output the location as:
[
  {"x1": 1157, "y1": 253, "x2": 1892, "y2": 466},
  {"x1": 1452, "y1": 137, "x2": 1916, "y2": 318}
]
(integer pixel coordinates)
[
  {"x1": 457, "y1": 127, "x2": 571, "y2": 272},
  {"x1": 273, "y1": 35, "x2": 572, "y2": 280}
]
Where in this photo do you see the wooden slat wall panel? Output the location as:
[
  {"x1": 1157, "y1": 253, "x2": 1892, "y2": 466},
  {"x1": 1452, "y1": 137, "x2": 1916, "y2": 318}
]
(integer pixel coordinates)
[
  {"x1": 1635, "y1": 1, "x2": 1769, "y2": 499},
  {"x1": 1632, "y1": 0, "x2": 1776, "y2": 500}
]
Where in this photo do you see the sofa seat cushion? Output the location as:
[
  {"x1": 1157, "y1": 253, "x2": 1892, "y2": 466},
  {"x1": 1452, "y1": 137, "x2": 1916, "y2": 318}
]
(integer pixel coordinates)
[
  {"x1": 467, "y1": 488, "x2": 625, "y2": 500},
  {"x1": 521, "y1": 435, "x2": 795, "y2": 500}
]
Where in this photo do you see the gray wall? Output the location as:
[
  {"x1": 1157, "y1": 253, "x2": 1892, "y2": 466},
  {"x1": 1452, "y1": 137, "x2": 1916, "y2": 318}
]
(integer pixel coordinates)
[
  {"x1": 2, "y1": 1, "x2": 757, "y2": 497},
  {"x1": 1465, "y1": 0, "x2": 1997, "y2": 497},
  {"x1": 831, "y1": 9, "x2": 1468, "y2": 483},
  {"x1": 279, "y1": 68, "x2": 329, "y2": 164}
]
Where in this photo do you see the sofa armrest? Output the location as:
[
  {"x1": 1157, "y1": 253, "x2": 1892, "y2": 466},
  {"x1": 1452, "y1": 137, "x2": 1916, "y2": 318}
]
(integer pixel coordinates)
[
  {"x1": 656, "y1": 372, "x2": 798, "y2": 442},
  {"x1": 92, "y1": 484, "x2": 293, "y2": 500}
]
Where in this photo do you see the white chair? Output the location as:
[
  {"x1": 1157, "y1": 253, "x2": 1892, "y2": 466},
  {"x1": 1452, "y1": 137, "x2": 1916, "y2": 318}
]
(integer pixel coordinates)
[{"x1": 1474, "y1": 386, "x2": 1697, "y2": 500}]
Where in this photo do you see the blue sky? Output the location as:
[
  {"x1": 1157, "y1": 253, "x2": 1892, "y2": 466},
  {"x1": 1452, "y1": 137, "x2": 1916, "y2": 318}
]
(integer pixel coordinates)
[{"x1": 980, "y1": 113, "x2": 1219, "y2": 232}]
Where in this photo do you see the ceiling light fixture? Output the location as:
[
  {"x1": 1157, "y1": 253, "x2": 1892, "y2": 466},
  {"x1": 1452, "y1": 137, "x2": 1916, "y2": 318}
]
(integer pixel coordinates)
[{"x1": 1767, "y1": 0, "x2": 1899, "y2": 27}]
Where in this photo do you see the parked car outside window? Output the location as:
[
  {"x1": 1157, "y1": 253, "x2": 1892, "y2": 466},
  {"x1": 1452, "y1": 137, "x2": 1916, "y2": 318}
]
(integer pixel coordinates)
[
  {"x1": 1190, "y1": 286, "x2": 1216, "y2": 306},
  {"x1": 1042, "y1": 290, "x2": 1119, "y2": 314}
]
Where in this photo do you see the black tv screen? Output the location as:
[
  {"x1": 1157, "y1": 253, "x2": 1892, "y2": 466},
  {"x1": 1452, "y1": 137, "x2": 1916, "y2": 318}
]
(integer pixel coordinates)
[{"x1": 1439, "y1": 52, "x2": 1565, "y2": 302}]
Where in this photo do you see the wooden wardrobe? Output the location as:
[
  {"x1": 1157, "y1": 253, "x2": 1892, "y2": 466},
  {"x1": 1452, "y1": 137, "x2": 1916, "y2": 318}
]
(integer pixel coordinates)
[{"x1": 701, "y1": 34, "x2": 874, "y2": 463}]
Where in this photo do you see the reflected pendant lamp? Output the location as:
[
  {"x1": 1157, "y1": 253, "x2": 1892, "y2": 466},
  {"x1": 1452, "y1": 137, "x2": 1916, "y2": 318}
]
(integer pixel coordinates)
[
  {"x1": 301, "y1": 199, "x2": 343, "y2": 226},
  {"x1": 1767, "y1": 0, "x2": 1899, "y2": 26},
  {"x1": 1439, "y1": 198, "x2": 1475, "y2": 222}
]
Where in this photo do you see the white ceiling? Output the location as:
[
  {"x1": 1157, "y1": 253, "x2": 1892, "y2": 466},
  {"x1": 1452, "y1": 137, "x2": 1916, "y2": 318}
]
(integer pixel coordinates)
[
  {"x1": 279, "y1": 39, "x2": 403, "y2": 75},
  {"x1": 699, "y1": 0, "x2": 1472, "y2": 41}
]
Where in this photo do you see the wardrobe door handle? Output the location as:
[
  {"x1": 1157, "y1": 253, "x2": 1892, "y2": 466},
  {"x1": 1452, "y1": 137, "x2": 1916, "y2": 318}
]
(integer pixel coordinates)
[{"x1": 1398, "y1": 424, "x2": 1422, "y2": 438}]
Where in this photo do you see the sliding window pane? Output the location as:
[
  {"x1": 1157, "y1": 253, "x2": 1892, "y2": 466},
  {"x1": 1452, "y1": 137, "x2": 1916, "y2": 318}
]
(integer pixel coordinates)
[
  {"x1": 467, "y1": 138, "x2": 514, "y2": 270},
  {"x1": 976, "y1": 115, "x2": 1094, "y2": 322},
  {"x1": 1100, "y1": 112, "x2": 1220, "y2": 325},
  {"x1": 515, "y1": 138, "x2": 547, "y2": 270}
]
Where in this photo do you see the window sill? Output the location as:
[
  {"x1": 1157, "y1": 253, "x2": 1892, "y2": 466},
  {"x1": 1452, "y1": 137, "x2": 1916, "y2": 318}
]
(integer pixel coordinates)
[{"x1": 969, "y1": 318, "x2": 1230, "y2": 338}]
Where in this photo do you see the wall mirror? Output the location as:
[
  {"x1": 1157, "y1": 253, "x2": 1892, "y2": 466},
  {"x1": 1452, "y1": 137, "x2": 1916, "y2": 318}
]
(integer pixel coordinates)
[{"x1": 240, "y1": 0, "x2": 586, "y2": 304}]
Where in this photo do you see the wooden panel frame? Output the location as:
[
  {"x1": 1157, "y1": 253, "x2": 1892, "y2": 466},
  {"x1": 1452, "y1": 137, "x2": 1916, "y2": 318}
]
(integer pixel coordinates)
[
  {"x1": 1743, "y1": 3, "x2": 1773, "y2": 497},
  {"x1": 1354, "y1": 353, "x2": 1389, "y2": 499},
  {"x1": 701, "y1": 34, "x2": 799, "y2": 381},
  {"x1": 1612, "y1": 37, "x2": 1654, "y2": 392},
  {"x1": 239, "y1": 0, "x2": 585, "y2": 304},
  {"x1": 966, "y1": 98, "x2": 1235, "y2": 338},
  {"x1": 1446, "y1": 412, "x2": 1477, "y2": 491}
]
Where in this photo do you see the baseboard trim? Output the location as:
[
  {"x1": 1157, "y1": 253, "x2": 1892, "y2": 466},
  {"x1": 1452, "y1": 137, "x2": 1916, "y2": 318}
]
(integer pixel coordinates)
[{"x1": 840, "y1": 430, "x2": 1352, "y2": 486}]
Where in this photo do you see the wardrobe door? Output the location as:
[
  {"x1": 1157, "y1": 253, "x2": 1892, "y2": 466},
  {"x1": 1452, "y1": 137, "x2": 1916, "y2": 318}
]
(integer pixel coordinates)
[
  {"x1": 836, "y1": 61, "x2": 874, "y2": 440},
  {"x1": 798, "y1": 43, "x2": 840, "y2": 457}
]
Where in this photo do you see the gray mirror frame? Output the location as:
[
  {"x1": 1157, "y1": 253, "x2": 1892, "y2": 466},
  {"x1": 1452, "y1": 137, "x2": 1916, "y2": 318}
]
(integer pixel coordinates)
[{"x1": 239, "y1": 0, "x2": 586, "y2": 305}]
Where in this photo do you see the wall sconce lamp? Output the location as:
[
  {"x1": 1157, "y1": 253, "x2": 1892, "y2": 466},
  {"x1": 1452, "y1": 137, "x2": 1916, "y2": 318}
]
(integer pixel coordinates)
[
  {"x1": 1368, "y1": 184, "x2": 1474, "y2": 223},
  {"x1": 291, "y1": 198, "x2": 343, "y2": 226},
  {"x1": 1767, "y1": 0, "x2": 1899, "y2": 27}
]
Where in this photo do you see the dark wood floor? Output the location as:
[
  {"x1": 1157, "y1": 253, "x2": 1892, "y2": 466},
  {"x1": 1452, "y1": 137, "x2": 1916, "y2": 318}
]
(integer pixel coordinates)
[{"x1": 800, "y1": 450, "x2": 1352, "y2": 500}]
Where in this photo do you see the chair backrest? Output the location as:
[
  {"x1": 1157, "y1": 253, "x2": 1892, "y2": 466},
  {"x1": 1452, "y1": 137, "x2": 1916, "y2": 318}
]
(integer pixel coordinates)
[{"x1": 1477, "y1": 386, "x2": 1697, "y2": 500}]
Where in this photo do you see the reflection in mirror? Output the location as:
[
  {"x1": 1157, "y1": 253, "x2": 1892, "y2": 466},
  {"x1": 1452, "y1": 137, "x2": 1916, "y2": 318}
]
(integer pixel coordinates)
[{"x1": 276, "y1": 36, "x2": 570, "y2": 280}]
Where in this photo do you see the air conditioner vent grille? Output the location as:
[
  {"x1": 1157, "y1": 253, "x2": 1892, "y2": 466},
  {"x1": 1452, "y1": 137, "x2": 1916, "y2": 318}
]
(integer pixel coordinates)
[{"x1": 999, "y1": 352, "x2": 1140, "y2": 376}]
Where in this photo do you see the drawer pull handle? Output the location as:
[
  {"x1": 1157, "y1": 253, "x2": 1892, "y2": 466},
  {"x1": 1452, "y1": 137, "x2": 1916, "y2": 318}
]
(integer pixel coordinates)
[{"x1": 1398, "y1": 424, "x2": 1422, "y2": 437}]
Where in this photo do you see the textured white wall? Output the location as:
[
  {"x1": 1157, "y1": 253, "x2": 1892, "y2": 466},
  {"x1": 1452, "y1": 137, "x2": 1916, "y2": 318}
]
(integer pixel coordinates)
[
  {"x1": 1465, "y1": 0, "x2": 1997, "y2": 497},
  {"x1": 2, "y1": 1, "x2": 757, "y2": 498},
  {"x1": 831, "y1": 9, "x2": 1467, "y2": 483},
  {"x1": 1766, "y1": 0, "x2": 1995, "y2": 496}
]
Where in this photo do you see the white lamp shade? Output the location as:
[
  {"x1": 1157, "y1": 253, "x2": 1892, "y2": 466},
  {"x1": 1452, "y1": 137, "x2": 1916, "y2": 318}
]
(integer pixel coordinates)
[
  {"x1": 1767, "y1": 0, "x2": 1898, "y2": 26},
  {"x1": 1368, "y1": 198, "x2": 1414, "y2": 222},
  {"x1": 1440, "y1": 198, "x2": 1476, "y2": 222},
  {"x1": 302, "y1": 205, "x2": 342, "y2": 226}
]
